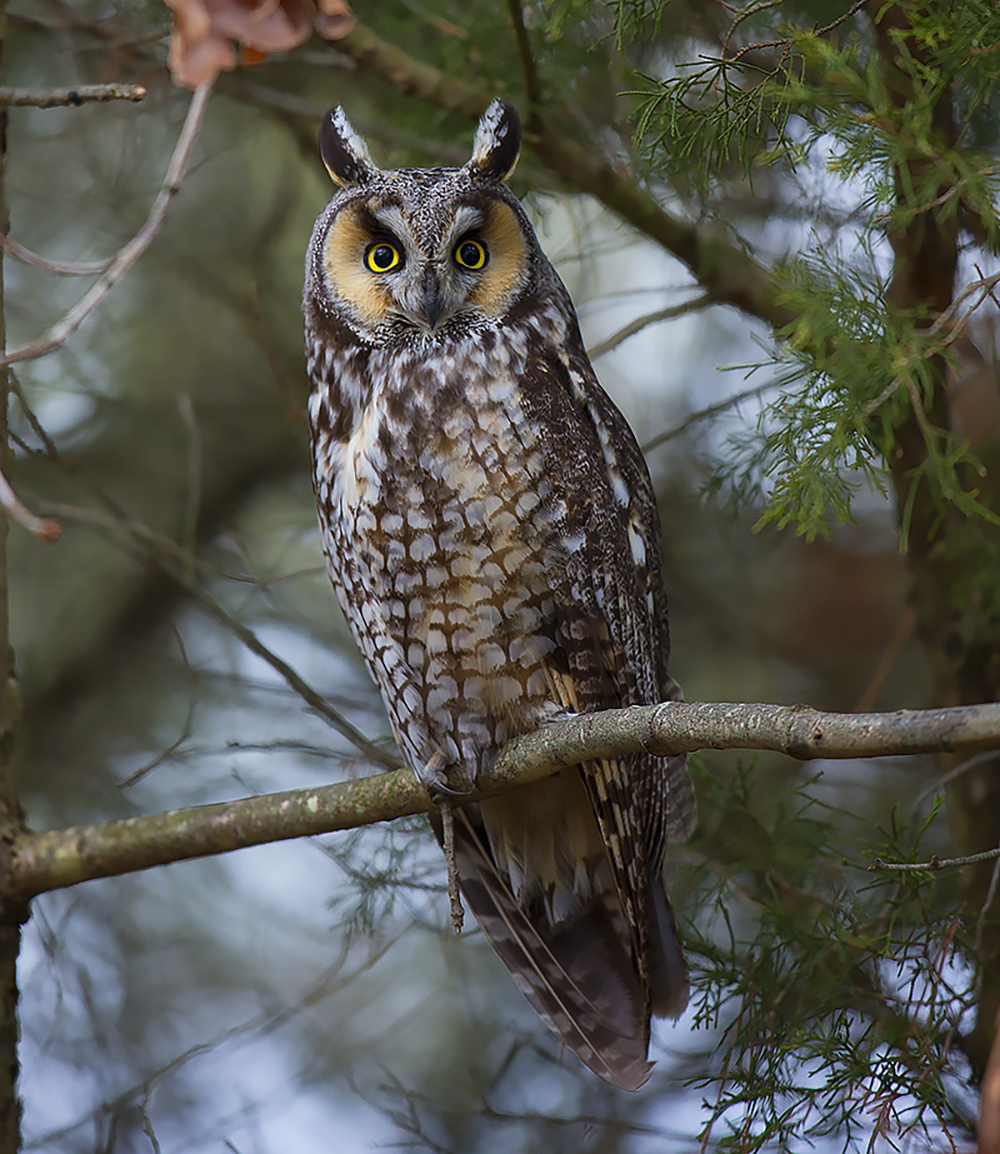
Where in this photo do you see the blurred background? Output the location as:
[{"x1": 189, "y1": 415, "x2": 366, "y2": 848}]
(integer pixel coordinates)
[{"x1": 7, "y1": 2, "x2": 987, "y2": 1151}]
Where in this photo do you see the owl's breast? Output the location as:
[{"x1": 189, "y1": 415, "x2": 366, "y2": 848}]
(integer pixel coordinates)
[{"x1": 310, "y1": 332, "x2": 570, "y2": 761}]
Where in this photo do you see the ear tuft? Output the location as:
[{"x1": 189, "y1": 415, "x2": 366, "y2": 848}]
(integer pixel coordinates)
[
  {"x1": 466, "y1": 100, "x2": 521, "y2": 183},
  {"x1": 319, "y1": 106, "x2": 378, "y2": 187}
]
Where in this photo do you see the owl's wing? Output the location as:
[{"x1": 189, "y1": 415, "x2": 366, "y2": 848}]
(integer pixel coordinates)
[{"x1": 521, "y1": 329, "x2": 695, "y2": 1015}]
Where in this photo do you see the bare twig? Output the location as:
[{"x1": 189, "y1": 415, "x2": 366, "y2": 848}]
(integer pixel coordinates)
[
  {"x1": 641, "y1": 380, "x2": 776, "y2": 451},
  {"x1": 867, "y1": 847, "x2": 1000, "y2": 872},
  {"x1": 861, "y1": 376, "x2": 903, "y2": 418},
  {"x1": 926, "y1": 270, "x2": 1000, "y2": 343},
  {"x1": 0, "y1": 233, "x2": 110, "y2": 276},
  {"x1": 722, "y1": 0, "x2": 784, "y2": 58},
  {"x1": 910, "y1": 750, "x2": 1000, "y2": 817},
  {"x1": 586, "y1": 294, "x2": 713, "y2": 361},
  {"x1": 119, "y1": 631, "x2": 198, "y2": 788},
  {"x1": 1, "y1": 78, "x2": 213, "y2": 368},
  {"x1": 0, "y1": 83, "x2": 146, "y2": 107},
  {"x1": 38, "y1": 499, "x2": 399, "y2": 768},
  {"x1": 0, "y1": 466, "x2": 60, "y2": 540},
  {"x1": 725, "y1": 0, "x2": 868, "y2": 63},
  {"x1": 975, "y1": 845, "x2": 1000, "y2": 960},
  {"x1": 12, "y1": 697, "x2": 1000, "y2": 898},
  {"x1": 853, "y1": 603, "x2": 918, "y2": 712}
]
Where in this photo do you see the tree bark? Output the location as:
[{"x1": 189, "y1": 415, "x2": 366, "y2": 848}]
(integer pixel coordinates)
[
  {"x1": 875, "y1": 2, "x2": 1000, "y2": 1077},
  {"x1": 0, "y1": 7, "x2": 26, "y2": 1149}
]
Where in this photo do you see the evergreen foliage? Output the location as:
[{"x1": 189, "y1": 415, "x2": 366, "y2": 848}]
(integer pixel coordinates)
[{"x1": 622, "y1": 0, "x2": 1000, "y2": 539}]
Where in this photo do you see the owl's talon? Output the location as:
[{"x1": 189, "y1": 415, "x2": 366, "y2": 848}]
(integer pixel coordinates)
[
  {"x1": 416, "y1": 752, "x2": 472, "y2": 800},
  {"x1": 426, "y1": 780, "x2": 471, "y2": 801}
]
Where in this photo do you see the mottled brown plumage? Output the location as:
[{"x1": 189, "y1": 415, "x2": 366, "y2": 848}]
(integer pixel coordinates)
[{"x1": 303, "y1": 101, "x2": 696, "y2": 1089}]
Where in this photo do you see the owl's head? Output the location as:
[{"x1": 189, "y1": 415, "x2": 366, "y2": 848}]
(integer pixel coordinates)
[{"x1": 305, "y1": 102, "x2": 545, "y2": 345}]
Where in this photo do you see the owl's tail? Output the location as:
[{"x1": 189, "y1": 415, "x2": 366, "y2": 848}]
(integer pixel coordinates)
[{"x1": 434, "y1": 805, "x2": 685, "y2": 1091}]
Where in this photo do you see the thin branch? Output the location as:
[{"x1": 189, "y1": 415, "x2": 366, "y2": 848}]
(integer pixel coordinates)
[
  {"x1": 39, "y1": 499, "x2": 399, "y2": 769},
  {"x1": 0, "y1": 83, "x2": 146, "y2": 107},
  {"x1": 724, "y1": 0, "x2": 868, "y2": 63},
  {"x1": 12, "y1": 698, "x2": 1000, "y2": 899},
  {"x1": 118, "y1": 630, "x2": 197, "y2": 789},
  {"x1": 722, "y1": 0, "x2": 785, "y2": 59},
  {"x1": 586, "y1": 294, "x2": 713, "y2": 360},
  {"x1": 0, "y1": 233, "x2": 110, "y2": 276},
  {"x1": 0, "y1": 78, "x2": 213, "y2": 368},
  {"x1": 975, "y1": 845, "x2": 1000, "y2": 961},
  {"x1": 853, "y1": 603, "x2": 917, "y2": 713},
  {"x1": 641, "y1": 380, "x2": 776, "y2": 451},
  {"x1": 0, "y1": 466, "x2": 60, "y2": 540},
  {"x1": 506, "y1": 0, "x2": 540, "y2": 105},
  {"x1": 910, "y1": 749, "x2": 1000, "y2": 817},
  {"x1": 867, "y1": 847, "x2": 1000, "y2": 872}
]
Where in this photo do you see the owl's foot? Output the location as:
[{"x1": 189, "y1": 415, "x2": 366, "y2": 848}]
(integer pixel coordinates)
[
  {"x1": 416, "y1": 751, "x2": 474, "y2": 800},
  {"x1": 418, "y1": 752, "x2": 468, "y2": 935}
]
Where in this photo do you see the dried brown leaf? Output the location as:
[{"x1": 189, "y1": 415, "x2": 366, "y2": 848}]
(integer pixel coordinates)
[{"x1": 164, "y1": 0, "x2": 354, "y2": 88}]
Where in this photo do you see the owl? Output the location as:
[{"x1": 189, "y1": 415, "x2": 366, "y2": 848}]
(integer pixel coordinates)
[{"x1": 303, "y1": 100, "x2": 696, "y2": 1091}]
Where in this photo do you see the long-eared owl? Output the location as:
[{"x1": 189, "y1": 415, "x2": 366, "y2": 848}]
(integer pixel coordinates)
[{"x1": 304, "y1": 101, "x2": 696, "y2": 1091}]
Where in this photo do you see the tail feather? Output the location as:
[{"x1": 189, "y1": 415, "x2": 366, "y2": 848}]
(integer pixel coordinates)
[
  {"x1": 435, "y1": 806, "x2": 656, "y2": 1091},
  {"x1": 648, "y1": 879, "x2": 689, "y2": 1019}
]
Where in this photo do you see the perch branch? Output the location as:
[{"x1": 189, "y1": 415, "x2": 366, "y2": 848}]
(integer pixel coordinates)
[{"x1": 12, "y1": 699, "x2": 1000, "y2": 899}]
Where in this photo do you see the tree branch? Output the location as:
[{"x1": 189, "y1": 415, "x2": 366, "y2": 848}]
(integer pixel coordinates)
[
  {"x1": 13, "y1": 699, "x2": 1000, "y2": 900},
  {"x1": 0, "y1": 466, "x2": 59, "y2": 540},
  {"x1": 641, "y1": 380, "x2": 777, "y2": 452},
  {"x1": 586, "y1": 294, "x2": 713, "y2": 360},
  {"x1": 505, "y1": 0, "x2": 540, "y2": 105},
  {"x1": 0, "y1": 11, "x2": 26, "y2": 1147},
  {"x1": 332, "y1": 22, "x2": 797, "y2": 331},
  {"x1": 868, "y1": 847, "x2": 1000, "y2": 872},
  {"x1": 0, "y1": 233, "x2": 111, "y2": 276},
  {"x1": 38, "y1": 499, "x2": 400, "y2": 770},
  {"x1": 0, "y1": 83, "x2": 145, "y2": 107}
]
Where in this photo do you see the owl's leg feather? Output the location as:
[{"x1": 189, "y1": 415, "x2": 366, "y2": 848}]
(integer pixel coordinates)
[
  {"x1": 419, "y1": 751, "x2": 468, "y2": 933},
  {"x1": 440, "y1": 803, "x2": 465, "y2": 934}
]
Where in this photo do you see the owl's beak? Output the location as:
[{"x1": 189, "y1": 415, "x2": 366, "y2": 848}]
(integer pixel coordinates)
[{"x1": 420, "y1": 266, "x2": 444, "y2": 330}]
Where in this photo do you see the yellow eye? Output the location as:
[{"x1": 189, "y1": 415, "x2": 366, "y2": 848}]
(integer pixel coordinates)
[
  {"x1": 455, "y1": 239, "x2": 488, "y2": 270},
  {"x1": 365, "y1": 242, "x2": 402, "y2": 273}
]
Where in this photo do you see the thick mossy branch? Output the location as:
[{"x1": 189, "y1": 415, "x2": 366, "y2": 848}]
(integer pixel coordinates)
[{"x1": 13, "y1": 699, "x2": 1000, "y2": 900}]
